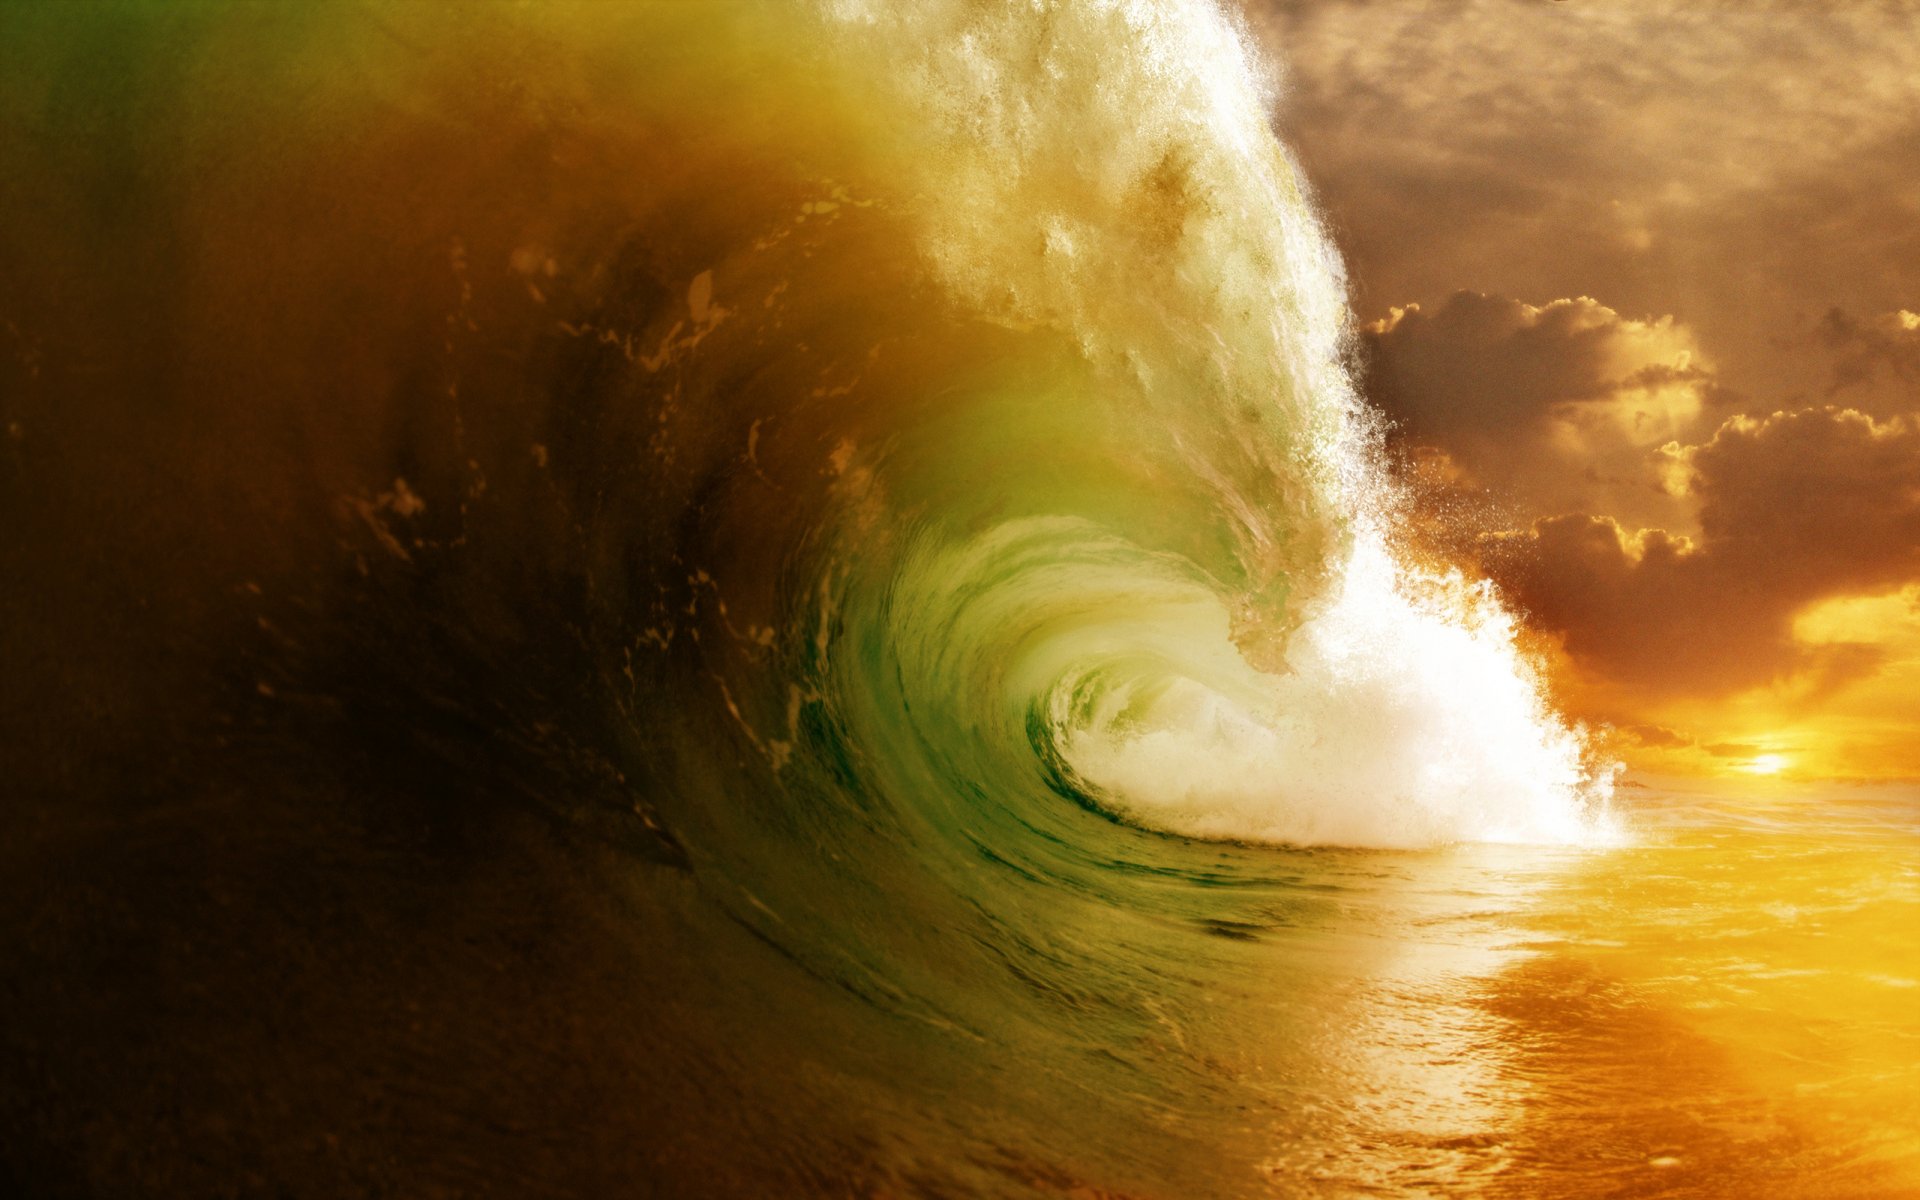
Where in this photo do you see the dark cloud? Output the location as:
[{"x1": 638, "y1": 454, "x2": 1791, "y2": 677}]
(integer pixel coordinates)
[
  {"x1": 1364, "y1": 291, "x2": 1709, "y2": 435},
  {"x1": 1362, "y1": 290, "x2": 1710, "y2": 531},
  {"x1": 1485, "y1": 407, "x2": 1920, "y2": 696},
  {"x1": 1815, "y1": 307, "x2": 1920, "y2": 401},
  {"x1": 1249, "y1": 0, "x2": 1920, "y2": 408},
  {"x1": 1367, "y1": 292, "x2": 1651, "y2": 434}
]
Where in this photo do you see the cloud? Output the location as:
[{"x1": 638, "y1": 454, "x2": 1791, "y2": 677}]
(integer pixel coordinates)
[
  {"x1": 1364, "y1": 291, "x2": 1714, "y2": 435},
  {"x1": 1362, "y1": 290, "x2": 1716, "y2": 530},
  {"x1": 1815, "y1": 307, "x2": 1920, "y2": 401},
  {"x1": 1360, "y1": 296, "x2": 1920, "y2": 703},
  {"x1": 1242, "y1": 0, "x2": 1920, "y2": 769},
  {"x1": 1249, "y1": 0, "x2": 1920, "y2": 413},
  {"x1": 1486, "y1": 406, "x2": 1920, "y2": 696},
  {"x1": 1617, "y1": 723, "x2": 1691, "y2": 750}
]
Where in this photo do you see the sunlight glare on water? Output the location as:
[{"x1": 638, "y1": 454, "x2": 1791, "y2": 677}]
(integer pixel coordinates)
[{"x1": 1259, "y1": 780, "x2": 1920, "y2": 1197}]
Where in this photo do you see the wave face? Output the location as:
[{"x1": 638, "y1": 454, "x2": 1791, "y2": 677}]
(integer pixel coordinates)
[
  {"x1": 1, "y1": 0, "x2": 1615, "y2": 1194},
  {"x1": 671, "y1": 0, "x2": 1613, "y2": 852}
]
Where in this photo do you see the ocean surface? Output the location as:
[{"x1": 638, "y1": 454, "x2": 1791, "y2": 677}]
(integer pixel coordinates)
[{"x1": 2, "y1": 2, "x2": 1916, "y2": 1196}]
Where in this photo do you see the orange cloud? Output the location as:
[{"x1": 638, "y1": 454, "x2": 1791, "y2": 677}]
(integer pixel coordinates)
[
  {"x1": 1485, "y1": 407, "x2": 1920, "y2": 700},
  {"x1": 1247, "y1": 0, "x2": 1920, "y2": 778},
  {"x1": 1363, "y1": 290, "x2": 1723, "y2": 533},
  {"x1": 1255, "y1": 0, "x2": 1920, "y2": 419},
  {"x1": 1816, "y1": 307, "x2": 1920, "y2": 404}
]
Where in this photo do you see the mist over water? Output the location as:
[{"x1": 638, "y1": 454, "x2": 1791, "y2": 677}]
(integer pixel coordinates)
[{"x1": 4, "y1": 2, "x2": 1915, "y2": 1197}]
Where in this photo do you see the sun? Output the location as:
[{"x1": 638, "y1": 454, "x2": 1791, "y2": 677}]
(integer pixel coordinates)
[{"x1": 1740, "y1": 753, "x2": 1789, "y2": 776}]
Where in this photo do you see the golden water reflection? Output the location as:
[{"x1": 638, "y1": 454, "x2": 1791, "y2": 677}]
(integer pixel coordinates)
[{"x1": 1259, "y1": 783, "x2": 1920, "y2": 1197}]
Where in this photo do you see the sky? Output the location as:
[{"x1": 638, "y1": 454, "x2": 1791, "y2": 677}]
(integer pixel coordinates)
[{"x1": 1245, "y1": 0, "x2": 1920, "y2": 781}]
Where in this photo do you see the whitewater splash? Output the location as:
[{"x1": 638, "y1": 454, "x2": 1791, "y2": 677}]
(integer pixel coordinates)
[
  {"x1": 767, "y1": 0, "x2": 1615, "y2": 850},
  {"x1": 1051, "y1": 530, "x2": 1604, "y2": 847}
]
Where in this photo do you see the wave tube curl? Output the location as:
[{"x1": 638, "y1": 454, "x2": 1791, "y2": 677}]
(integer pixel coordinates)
[{"x1": 774, "y1": 0, "x2": 1616, "y2": 853}]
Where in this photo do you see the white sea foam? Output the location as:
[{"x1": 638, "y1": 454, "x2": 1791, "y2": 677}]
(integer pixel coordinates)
[{"x1": 1056, "y1": 524, "x2": 1618, "y2": 849}]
